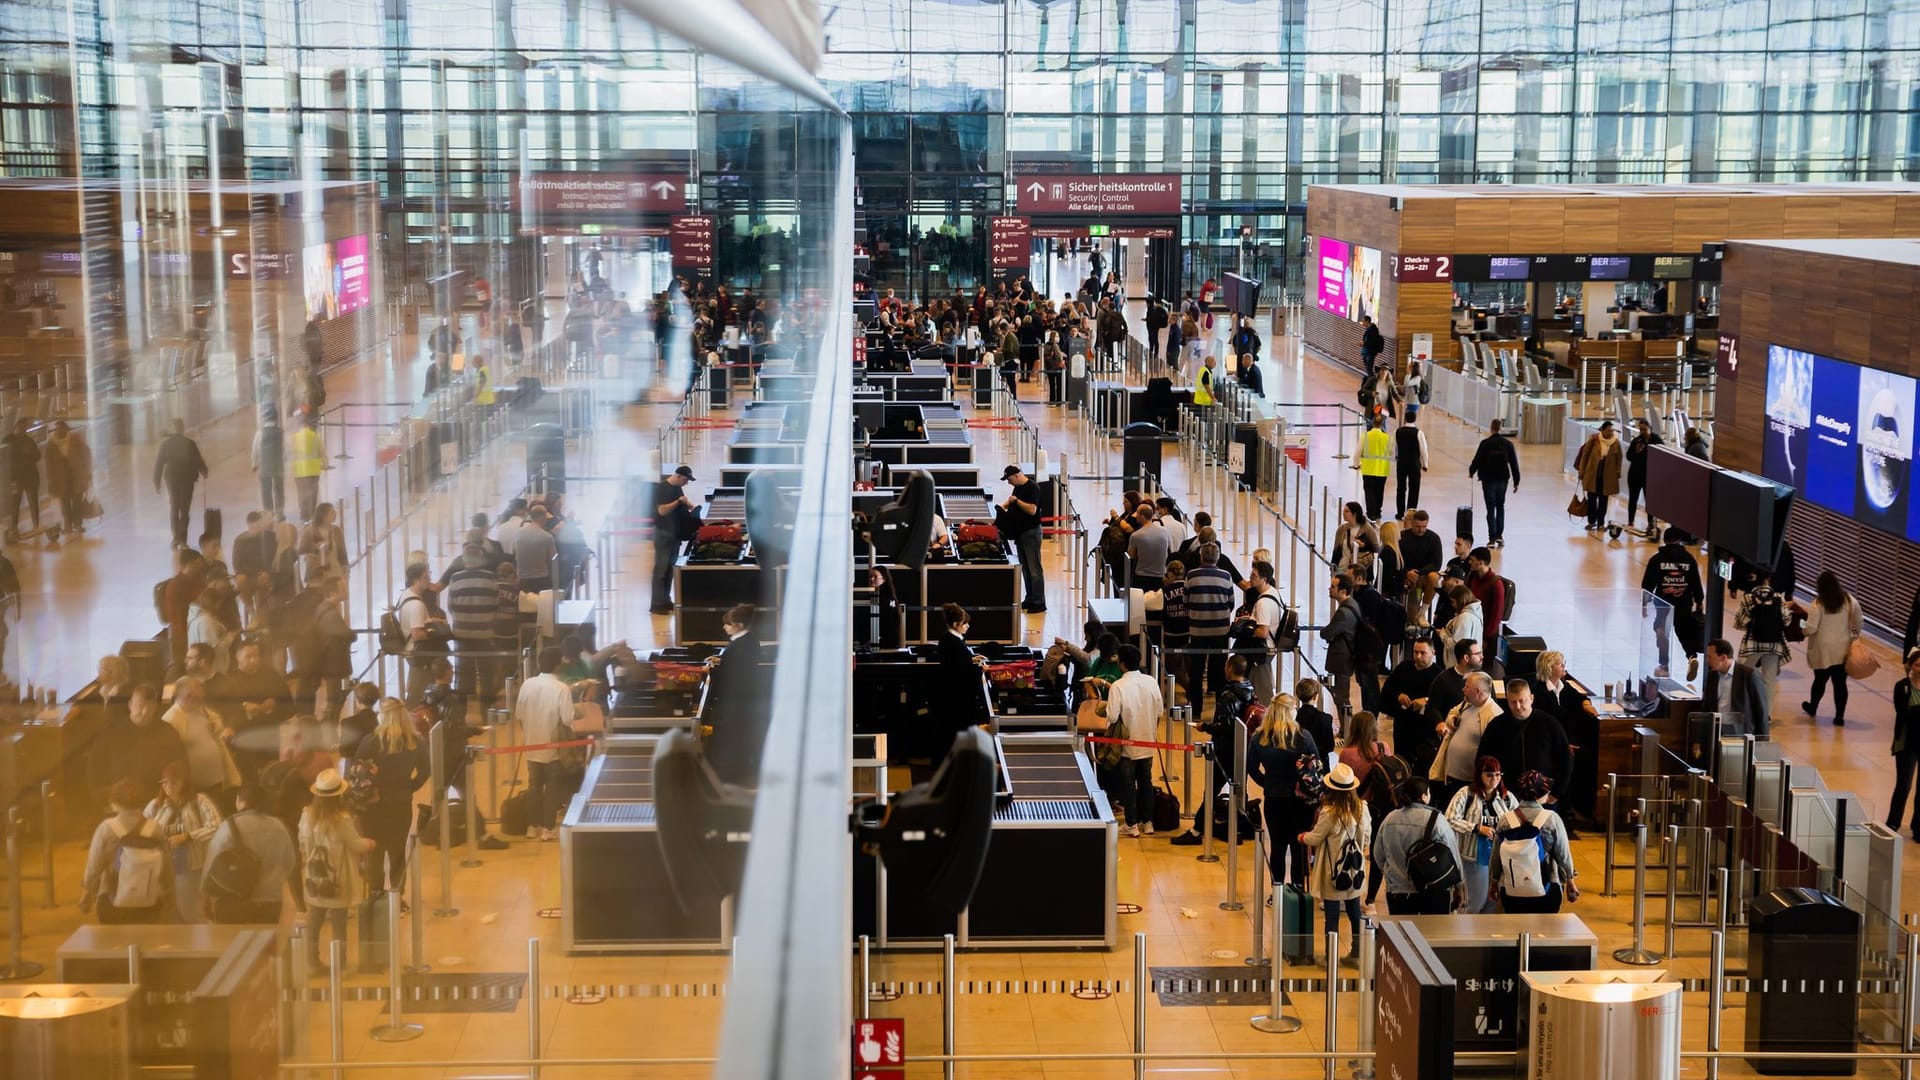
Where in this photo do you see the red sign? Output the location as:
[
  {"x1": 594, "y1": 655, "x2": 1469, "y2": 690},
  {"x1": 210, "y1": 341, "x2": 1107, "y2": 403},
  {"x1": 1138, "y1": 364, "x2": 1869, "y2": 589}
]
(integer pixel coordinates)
[
  {"x1": 852, "y1": 1019, "x2": 905, "y2": 1071},
  {"x1": 670, "y1": 215, "x2": 714, "y2": 268},
  {"x1": 853, "y1": 332, "x2": 868, "y2": 369},
  {"x1": 990, "y1": 216, "x2": 1031, "y2": 269},
  {"x1": 514, "y1": 171, "x2": 687, "y2": 215},
  {"x1": 854, "y1": 1072, "x2": 903, "y2": 1080},
  {"x1": 1393, "y1": 253, "x2": 1453, "y2": 282},
  {"x1": 1013, "y1": 173, "x2": 1181, "y2": 215},
  {"x1": 1715, "y1": 332, "x2": 1739, "y2": 381}
]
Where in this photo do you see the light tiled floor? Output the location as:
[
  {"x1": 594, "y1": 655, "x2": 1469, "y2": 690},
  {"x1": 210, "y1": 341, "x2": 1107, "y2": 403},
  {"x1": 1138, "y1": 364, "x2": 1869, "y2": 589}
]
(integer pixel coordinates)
[{"x1": 5, "y1": 274, "x2": 1916, "y2": 1078}]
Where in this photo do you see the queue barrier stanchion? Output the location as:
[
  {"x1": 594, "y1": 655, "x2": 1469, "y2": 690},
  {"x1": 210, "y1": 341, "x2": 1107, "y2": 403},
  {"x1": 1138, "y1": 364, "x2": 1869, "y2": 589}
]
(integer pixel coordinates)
[
  {"x1": 462, "y1": 747, "x2": 485, "y2": 869},
  {"x1": 329, "y1": 938, "x2": 347, "y2": 1080},
  {"x1": 428, "y1": 721, "x2": 460, "y2": 918},
  {"x1": 1249, "y1": 870, "x2": 1301, "y2": 1034},
  {"x1": 406, "y1": 835, "x2": 429, "y2": 974},
  {"x1": 0, "y1": 808, "x2": 44, "y2": 980},
  {"x1": 1707, "y1": 927, "x2": 1726, "y2": 1080},
  {"x1": 1221, "y1": 718, "x2": 1247, "y2": 912},
  {"x1": 1664, "y1": 823, "x2": 1681, "y2": 959},
  {"x1": 1323, "y1": 928, "x2": 1340, "y2": 1080},
  {"x1": 527, "y1": 936, "x2": 543, "y2": 1080},
  {"x1": 370, "y1": 888, "x2": 424, "y2": 1042},
  {"x1": 858, "y1": 934, "x2": 872, "y2": 1020},
  {"x1": 1613, "y1": 820, "x2": 1662, "y2": 965},
  {"x1": 942, "y1": 932, "x2": 957, "y2": 1080},
  {"x1": 1247, "y1": 829, "x2": 1269, "y2": 967},
  {"x1": 1197, "y1": 751, "x2": 1219, "y2": 864},
  {"x1": 1132, "y1": 931, "x2": 1148, "y2": 1080},
  {"x1": 1353, "y1": 916, "x2": 1377, "y2": 1080}
]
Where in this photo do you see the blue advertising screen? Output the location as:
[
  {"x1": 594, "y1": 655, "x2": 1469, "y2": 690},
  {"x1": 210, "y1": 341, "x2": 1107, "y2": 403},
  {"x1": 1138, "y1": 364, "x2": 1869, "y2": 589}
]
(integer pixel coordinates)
[{"x1": 1763, "y1": 343, "x2": 1920, "y2": 542}]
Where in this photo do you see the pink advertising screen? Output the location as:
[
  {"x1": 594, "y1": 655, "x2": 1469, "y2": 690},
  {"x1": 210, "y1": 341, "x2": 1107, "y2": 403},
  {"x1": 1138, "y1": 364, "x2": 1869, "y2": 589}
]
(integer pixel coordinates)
[
  {"x1": 1315, "y1": 237, "x2": 1351, "y2": 318},
  {"x1": 334, "y1": 234, "x2": 370, "y2": 315}
]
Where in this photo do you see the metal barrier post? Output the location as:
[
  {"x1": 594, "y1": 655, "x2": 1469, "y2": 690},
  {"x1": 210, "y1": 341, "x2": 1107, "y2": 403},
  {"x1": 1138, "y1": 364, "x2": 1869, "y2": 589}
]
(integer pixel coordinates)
[
  {"x1": 1133, "y1": 931, "x2": 1148, "y2": 1080},
  {"x1": 462, "y1": 746, "x2": 484, "y2": 868},
  {"x1": 858, "y1": 935, "x2": 872, "y2": 1020},
  {"x1": 1353, "y1": 917, "x2": 1376, "y2": 1080},
  {"x1": 1197, "y1": 754, "x2": 1220, "y2": 864},
  {"x1": 527, "y1": 937, "x2": 542, "y2": 1080},
  {"x1": 1250, "y1": 875, "x2": 1301, "y2": 1033},
  {"x1": 406, "y1": 836, "x2": 428, "y2": 973},
  {"x1": 1180, "y1": 706, "x2": 1195, "y2": 819},
  {"x1": 1613, "y1": 822, "x2": 1662, "y2": 964},
  {"x1": 1324, "y1": 929, "x2": 1340, "y2": 1080},
  {"x1": 943, "y1": 933, "x2": 957, "y2": 1080},
  {"x1": 1706, "y1": 928, "x2": 1725, "y2": 1080},
  {"x1": 0, "y1": 809, "x2": 43, "y2": 979},
  {"x1": 1603, "y1": 774, "x2": 1618, "y2": 896},
  {"x1": 1248, "y1": 830, "x2": 1268, "y2": 967},
  {"x1": 1222, "y1": 718, "x2": 1247, "y2": 911},
  {"x1": 428, "y1": 722, "x2": 459, "y2": 917},
  {"x1": 1904, "y1": 927, "x2": 1918, "y2": 1080},
  {"x1": 1664, "y1": 823, "x2": 1681, "y2": 959},
  {"x1": 370, "y1": 889, "x2": 424, "y2": 1041},
  {"x1": 37, "y1": 781, "x2": 53, "y2": 906},
  {"x1": 329, "y1": 938, "x2": 346, "y2": 1080}
]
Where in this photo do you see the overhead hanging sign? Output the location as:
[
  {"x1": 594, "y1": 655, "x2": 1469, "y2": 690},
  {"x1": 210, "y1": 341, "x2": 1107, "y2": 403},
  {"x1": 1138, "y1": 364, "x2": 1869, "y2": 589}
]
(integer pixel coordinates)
[
  {"x1": 1013, "y1": 173, "x2": 1181, "y2": 215},
  {"x1": 514, "y1": 171, "x2": 687, "y2": 216},
  {"x1": 1393, "y1": 254, "x2": 1453, "y2": 283},
  {"x1": 989, "y1": 216, "x2": 1031, "y2": 269}
]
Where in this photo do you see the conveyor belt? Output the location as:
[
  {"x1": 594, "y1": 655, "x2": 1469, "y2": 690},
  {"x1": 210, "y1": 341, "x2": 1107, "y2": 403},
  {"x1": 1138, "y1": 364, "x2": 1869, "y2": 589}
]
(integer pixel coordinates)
[
  {"x1": 921, "y1": 425, "x2": 970, "y2": 445},
  {"x1": 705, "y1": 495, "x2": 747, "y2": 519},
  {"x1": 580, "y1": 748, "x2": 656, "y2": 805},
  {"x1": 993, "y1": 800, "x2": 1099, "y2": 823},
  {"x1": 1000, "y1": 742, "x2": 1096, "y2": 799},
  {"x1": 941, "y1": 495, "x2": 993, "y2": 520}
]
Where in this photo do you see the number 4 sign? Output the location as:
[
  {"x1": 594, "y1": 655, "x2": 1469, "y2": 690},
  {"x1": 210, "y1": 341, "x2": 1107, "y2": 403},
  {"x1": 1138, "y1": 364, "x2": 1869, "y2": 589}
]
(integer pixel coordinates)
[{"x1": 852, "y1": 1018, "x2": 905, "y2": 1074}]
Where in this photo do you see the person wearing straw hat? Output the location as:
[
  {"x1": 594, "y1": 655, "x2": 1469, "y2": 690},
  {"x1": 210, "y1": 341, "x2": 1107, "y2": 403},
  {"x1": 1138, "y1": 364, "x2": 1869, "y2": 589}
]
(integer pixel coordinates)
[
  {"x1": 298, "y1": 768, "x2": 374, "y2": 973},
  {"x1": 1297, "y1": 761, "x2": 1371, "y2": 966}
]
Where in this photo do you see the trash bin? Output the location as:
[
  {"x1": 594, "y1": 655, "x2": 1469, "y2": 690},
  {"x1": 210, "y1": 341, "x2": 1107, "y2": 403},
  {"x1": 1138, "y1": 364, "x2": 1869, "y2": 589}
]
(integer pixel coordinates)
[
  {"x1": 1520, "y1": 970, "x2": 1682, "y2": 1080},
  {"x1": 1746, "y1": 887, "x2": 1860, "y2": 1075},
  {"x1": 1520, "y1": 396, "x2": 1569, "y2": 443},
  {"x1": 0, "y1": 983, "x2": 137, "y2": 1080},
  {"x1": 526, "y1": 422, "x2": 567, "y2": 495},
  {"x1": 1122, "y1": 422, "x2": 1164, "y2": 489}
]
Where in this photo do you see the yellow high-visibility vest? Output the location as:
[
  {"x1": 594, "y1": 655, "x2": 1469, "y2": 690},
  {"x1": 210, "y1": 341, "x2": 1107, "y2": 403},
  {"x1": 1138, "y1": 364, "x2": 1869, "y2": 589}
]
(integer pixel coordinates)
[
  {"x1": 291, "y1": 426, "x2": 326, "y2": 478},
  {"x1": 474, "y1": 365, "x2": 495, "y2": 406},
  {"x1": 1194, "y1": 366, "x2": 1215, "y2": 406},
  {"x1": 1358, "y1": 427, "x2": 1392, "y2": 478}
]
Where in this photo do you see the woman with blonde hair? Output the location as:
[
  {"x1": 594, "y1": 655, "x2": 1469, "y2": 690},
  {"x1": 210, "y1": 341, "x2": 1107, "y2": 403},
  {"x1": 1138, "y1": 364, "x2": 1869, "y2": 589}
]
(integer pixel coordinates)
[
  {"x1": 1246, "y1": 694, "x2": 1322, "y2": 896},
  {"x1": 1299, "y1": 761, "x2": 1370, "y2": 965},
  {"x1": 352, "y1": 698, "x2": 430, "y2": 903},
  {"x1": 298, "y1": 769, "x2": 375, "y2": 971}
]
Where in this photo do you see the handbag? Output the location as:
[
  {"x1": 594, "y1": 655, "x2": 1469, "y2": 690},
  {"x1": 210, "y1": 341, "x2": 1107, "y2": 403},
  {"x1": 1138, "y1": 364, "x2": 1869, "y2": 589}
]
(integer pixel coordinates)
[
  {"x1": 1845, "y1": 637, "x2": 1881, "y2": 681},
  {"x1": 1075, "y1": 684, "x2": 1110, "y2": 732},
  {"x1": 1566, "y1": 490, "x2": 1586, "y2": 517},
  {"x1": 1428, "y1": 721, "x2": 1457, "y2": 782}
]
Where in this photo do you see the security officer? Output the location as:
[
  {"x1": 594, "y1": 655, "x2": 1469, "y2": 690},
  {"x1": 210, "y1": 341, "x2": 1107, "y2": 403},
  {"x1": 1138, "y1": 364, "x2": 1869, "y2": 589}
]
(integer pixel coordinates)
[{"x1": 1193, "y1": 354, "x2": 1218, "y2": 407}]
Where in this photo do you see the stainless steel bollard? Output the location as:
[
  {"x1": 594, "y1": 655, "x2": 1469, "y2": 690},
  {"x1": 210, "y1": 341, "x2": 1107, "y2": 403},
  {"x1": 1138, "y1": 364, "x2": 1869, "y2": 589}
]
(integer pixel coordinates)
[
  {"x1": 329, "y1": 938, "x2": 346, "y2": 1080},
  {"x1": 369, "y1": 889, "x2": 424, "y2": 1041},
  {"x1": 943, "y1": 933, "x2": 957, "y2": 1080},
  {"x1": 428, "y1": 720, "x2": 459, "y2": 917},
  {"x1": 1249, "y1": 878, "x2": 1301, "y2": 1033},
  {"x1": 407, "y1": 836, "x2": 429, "y2": 973},
  {"x1": 1707, "y1": 928, "x2": 1725, "y2": 1080},
  {"x1": 462, "y1": 746, "x2": 484, "y2": 869},
  {"x1": 527, "y1": 937, "x2": 542, "y2": 1080},
  {"x1": 1133, "y1": 931, "x2": 1148, "y2": 1080},
  {"x1": 1353, "y1": 917, "x2": 1377, "y2": 1080},
  {"x1": 1197, "y1": 753, "x2": 1220, "y2": 864},
  {"x1": 858, "y1": 935, "x2": 871, "y2": 1021},
  {"x1": 1613, "y1": 822, "x2": 1662, "y2": 964},
  {"x1": 1324, "y1": 928, "x2": 1340, "y2": 1080},
  {"x1": 1221, "y1": 718, "x2": 1246, "y2": 912}
]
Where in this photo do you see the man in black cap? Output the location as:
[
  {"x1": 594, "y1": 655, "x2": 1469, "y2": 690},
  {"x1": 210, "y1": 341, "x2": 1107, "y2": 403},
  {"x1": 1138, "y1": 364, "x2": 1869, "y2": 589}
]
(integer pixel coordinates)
[
  {"x1": 652, "y1": 465, "x2": 696, "y2": 614},
  {"x1": 1000, "y1": 465, "x2": 1045, "y2": 614}
]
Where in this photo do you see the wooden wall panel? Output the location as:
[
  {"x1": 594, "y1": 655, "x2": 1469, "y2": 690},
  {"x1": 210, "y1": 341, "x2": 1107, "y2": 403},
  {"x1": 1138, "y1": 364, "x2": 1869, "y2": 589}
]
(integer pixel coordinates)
[
  {"x1": 1510, "y1": 199, "x2": 1566, "y2": 249},
  {"x1": 1564, "y1": 199, "x2": 1621, "y2": 248},
  {"x1": 1837, "y1": 195, "x2": 1896, "y2": 237},
  {"x1": 1672, "y1": 197, "x2": 1731, "y2": 249},
  {"x1": 1782, "y1": 197, "x2": 1842, "y2": 238},
  {"x1": 1728, "y1": 197, "x2": 1787, "y2": 238},
  {"x1": 1720, "y1": 238, "x2": 1920, "y2": 628},
  {"x1": 1454, "y1": 199, "x2": 1513, "y2": 250},
  {"x1": 1399, "y1": 200, "x2": 1455, "y2": 253},
  {"x1": 1617, "y1": 197, "x2": 1676, "y2": 250}
]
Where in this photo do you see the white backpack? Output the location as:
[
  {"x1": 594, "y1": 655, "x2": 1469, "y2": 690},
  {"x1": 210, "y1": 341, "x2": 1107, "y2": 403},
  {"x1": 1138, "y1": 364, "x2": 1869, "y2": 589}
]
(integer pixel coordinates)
[
  {"x1": 108, "y1": 818, "x2": 167, "y2": 909},
  {"x1": 1497, "y1": 808, "x2": 1550, "y2": 898}
]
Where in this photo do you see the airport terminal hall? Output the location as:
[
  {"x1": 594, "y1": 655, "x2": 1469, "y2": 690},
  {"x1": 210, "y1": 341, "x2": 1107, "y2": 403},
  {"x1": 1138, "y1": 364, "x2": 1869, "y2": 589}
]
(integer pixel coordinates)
[{"x1": 20, "y1": 1, "x2": 1920, "y2": 1078}]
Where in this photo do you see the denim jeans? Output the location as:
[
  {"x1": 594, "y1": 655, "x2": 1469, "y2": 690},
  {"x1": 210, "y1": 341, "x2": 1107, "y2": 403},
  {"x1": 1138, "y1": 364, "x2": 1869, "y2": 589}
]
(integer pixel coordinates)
[
  {"x1": 1480, "y1": 480, "x2": 1507, "y2": 542},
  {"x1": 1015, "y1": 528, "x2": 1045, "y2": 609}
]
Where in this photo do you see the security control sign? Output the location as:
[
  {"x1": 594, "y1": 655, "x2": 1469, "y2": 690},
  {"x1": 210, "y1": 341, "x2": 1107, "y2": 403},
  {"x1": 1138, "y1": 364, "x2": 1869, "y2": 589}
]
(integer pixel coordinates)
[
  {"x1": 1013, "y1": 173, "x2": 1181, "y2": 215},
  {"x1": 990, "y1": 216, "x2": 1032, "y2": 269},
  {"x1": 515, "y1": 171, "x2": 687, "y2": 215},
  {"x1": 670, "y1": 215, "x2": 714, "y2": 268}
]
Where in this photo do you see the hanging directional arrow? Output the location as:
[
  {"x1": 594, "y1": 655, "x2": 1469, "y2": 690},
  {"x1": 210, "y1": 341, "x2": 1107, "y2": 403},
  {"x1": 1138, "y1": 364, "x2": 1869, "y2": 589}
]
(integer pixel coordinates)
[
  {"x1": 651, "y1": 180, "x2": 678, "y2": 199},
  {"x1": 1025, "y1": 181, "x2": 1046, "y2": 199}
]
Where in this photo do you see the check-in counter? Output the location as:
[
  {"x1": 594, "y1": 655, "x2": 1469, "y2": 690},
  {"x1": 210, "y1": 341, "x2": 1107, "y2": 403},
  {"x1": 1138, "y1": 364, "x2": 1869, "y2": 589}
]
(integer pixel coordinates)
[
  {"x1": 860, "y1": 360, "x2": 953, "y2": 401},
  {"x1": 854, "y1": 732, "x2": 1117, "y2": 949},
  {"x1": 1379, "y1": 913, "x2": 1596, "y2": 1063},
  {"x1": 561, "y1": 736, "x2": 731, "y2": 953}
]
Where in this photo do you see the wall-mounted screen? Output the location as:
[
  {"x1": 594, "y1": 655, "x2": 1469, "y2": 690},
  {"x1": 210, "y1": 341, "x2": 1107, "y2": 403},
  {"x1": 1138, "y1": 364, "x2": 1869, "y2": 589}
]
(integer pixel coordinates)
[
  {"x1": 1350, "y1": 245, "x2": 1381, "y2": 321},
  {"x1": 334, "y1": 234, "x2": 370, "y2": 315},
  {"x1": 1762, "y1": 343, "x2": 1920, "y2": 542},
  {"x1": 1315, "y1": 236, "x2": 1351, "y2": 317},
  {"x1": 1589, "y1": 256, "x2": 1632, "y2": 280},
  {"x1": 1487, "y1": 256, "x2": 1530, "y2": 281},
  {"x1": 1652, "y1": 255, "x2": 1694, "y2": 280}
]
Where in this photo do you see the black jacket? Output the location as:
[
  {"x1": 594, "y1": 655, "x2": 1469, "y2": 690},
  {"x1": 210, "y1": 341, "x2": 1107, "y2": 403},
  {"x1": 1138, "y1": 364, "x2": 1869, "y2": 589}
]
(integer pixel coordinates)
[
  {"x1": 1399, "y1": 529, "x2": 1443, "y2": 576},
  {"x1": 1361, "y1": 323, "x2": 1385, "y2": 360},
  {"x1": 934, "y1": 632, "x2": 990, "y2": 745},
  {"x1": 706, "y1": 627, "x2": 776, "y2": 784},
  {"x1": 1468, "y1": 433, "x2": 1520, "y2": 486},
  {"x1": 153, "y1": 433, "x2": 209, "y2": 493},
  {"x1": 1702, "y1": 661, "x2": 1770, "y2": 738},
  {"x1": 1245, "y1": 728, "x2": 1320, "y2": 806},
  {"x1": 1626, "y1": 432, "x2": 1662, "y2": 482},
  {"x1": 1477, "y1": 709, "x2": 1572, "y2": 797},
  {"x1": 89, "y1": 718, "x2": 186, "y2": 794},
  {"x1": 1896, "y1": 679, "x2": 1920, "y2": 756},
  {"x1": 1641, "y1": 543, "x2": 1704, "y2": 613}
]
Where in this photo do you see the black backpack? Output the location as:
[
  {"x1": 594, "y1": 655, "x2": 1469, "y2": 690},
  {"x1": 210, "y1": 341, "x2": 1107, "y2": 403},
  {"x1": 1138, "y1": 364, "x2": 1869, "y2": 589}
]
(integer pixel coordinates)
[
  {"x1": 1745, "y1": 593, "x2": 1785, "y2": 643},
  {"x1": 202, "y1": 816, "x2": 262, "y2": 904},
  {"x1": 1406, "y1": 806, "x2": 1463, "y2": 893}
]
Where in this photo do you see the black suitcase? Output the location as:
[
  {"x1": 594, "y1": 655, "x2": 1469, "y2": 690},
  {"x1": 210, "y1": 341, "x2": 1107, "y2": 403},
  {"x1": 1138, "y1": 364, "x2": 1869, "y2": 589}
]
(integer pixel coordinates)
[
  {"x1": 1455, "y1": 505, "x2": 1474, "y2": 543},
  {"x1": 203, "y1": 506, "x2": 223, "y2": 545}
]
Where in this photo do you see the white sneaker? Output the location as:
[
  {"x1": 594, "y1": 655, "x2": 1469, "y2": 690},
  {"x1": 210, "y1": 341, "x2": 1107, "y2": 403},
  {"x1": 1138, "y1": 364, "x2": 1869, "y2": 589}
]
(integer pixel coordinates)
[
  {"x1": 1141, "y1": 824, "x2": 1155, "y2": 836},
  {"x1": 1122, "y1": 825, "x2": 1140, "y2": 838}
]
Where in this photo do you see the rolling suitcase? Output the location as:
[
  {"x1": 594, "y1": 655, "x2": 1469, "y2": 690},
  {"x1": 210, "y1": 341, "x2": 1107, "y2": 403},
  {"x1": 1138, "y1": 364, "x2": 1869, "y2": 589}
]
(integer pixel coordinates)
[
  {"x1": 1280, "y1": 883, "x2": 1316, "y2": 964},
  {"x1": 203, "y1": 505, "x2": 223, "y2": 545},
  {"x1": 359, "y1": 893, "x2": 391, "y2": 973}
]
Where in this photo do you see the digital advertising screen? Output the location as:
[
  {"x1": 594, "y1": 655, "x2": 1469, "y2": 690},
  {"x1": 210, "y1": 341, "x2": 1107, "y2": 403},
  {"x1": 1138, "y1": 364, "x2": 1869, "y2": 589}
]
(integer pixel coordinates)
[
  {"x1": 1652, "y1": 255, "x2": 1694, "y2": 280},
  {"x1": 1315, "y1": 237, "x2": 1351, "y2": 317},
  {"x1": 1762, "y1": 344, "x2": 1813, "y2": 491},
  {"x1": 1589, "y1": 256, "x2": 1632, "y2": 280},
  {"x1": 1350, "y1": 245, "x2": 1382, "y2": 321},
  {"x1": 1805, "y1": 352, "x2": 1860, "y2": 516},
  {"x1": 334, "y1": 234, "x2": 370, "y2": 315},
  {"x1": 1858, "y1": 366, "x2": 1916, "y2": 535},
  {"x1": 1487, "y1": 256, "x2": 1530, "y2": 281},
  {"x1": 302, "y1": 241, "x2": 334, "y2": 321}
]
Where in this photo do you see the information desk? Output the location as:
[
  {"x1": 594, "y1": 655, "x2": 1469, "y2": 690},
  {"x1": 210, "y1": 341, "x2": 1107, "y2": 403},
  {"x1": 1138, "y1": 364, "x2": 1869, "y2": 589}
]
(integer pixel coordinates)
[
  {"x1": 561, "y1": 736, "x2": 731, "y2": 953},
  {"x1": 1379, "y1": 913, "x2": 1596, "y2": 1062},
  {"x1": 854, "y1": 732, "x2": 1116, "y2": 949}
]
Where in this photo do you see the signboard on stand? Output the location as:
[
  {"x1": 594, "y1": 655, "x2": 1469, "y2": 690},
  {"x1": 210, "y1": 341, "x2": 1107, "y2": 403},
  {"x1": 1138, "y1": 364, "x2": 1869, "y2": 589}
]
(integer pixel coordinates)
[
  {"x1": 670, "y1": 215, "x2": 715, "y2": 270},
  {"x1": 1411, "y1": 334, "x2": 1434, "y2": 363},
  {"x1": 1013, "y1": 173, "x2": 1181, "y2": 215},
  {"x1": 1374, "y1": 920, "x2": 1457, "y2": 1080},
  {"x1": 990, "y1": 216, "x2": 1031, "y2": 269}
]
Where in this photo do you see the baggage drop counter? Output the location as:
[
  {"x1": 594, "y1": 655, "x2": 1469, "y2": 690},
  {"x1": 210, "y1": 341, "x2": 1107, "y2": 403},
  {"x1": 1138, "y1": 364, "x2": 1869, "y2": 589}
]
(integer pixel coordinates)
[
  {"x1": 855, "y1": 732, "x2": 1116, "y2": 949},
  {"x1": 561, "y1": 736, "x2": 731, "y2": 953},
  {"x1": 1380, "y1": 913, "x2": 1597, "y2": 1063}
]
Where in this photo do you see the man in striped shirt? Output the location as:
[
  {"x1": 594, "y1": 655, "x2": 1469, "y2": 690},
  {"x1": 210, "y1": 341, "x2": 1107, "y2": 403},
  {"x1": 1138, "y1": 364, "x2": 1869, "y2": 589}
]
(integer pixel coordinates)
[
  {"x1": 1182, "y1": 543, "x2": 1237, "y2": 718},
  {"x1": 445, "y1": 541, "x2": 501, "y2": 707}
]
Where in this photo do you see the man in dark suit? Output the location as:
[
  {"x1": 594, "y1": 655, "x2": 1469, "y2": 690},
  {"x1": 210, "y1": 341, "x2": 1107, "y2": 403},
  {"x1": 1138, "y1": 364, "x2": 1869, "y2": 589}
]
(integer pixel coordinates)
[
  {"x1": 1702, "y1": 638, "x2": 1770, "y2": 738},
  {"x1": 703, "y1": 603, "x2": 776, "y2": 785}
]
